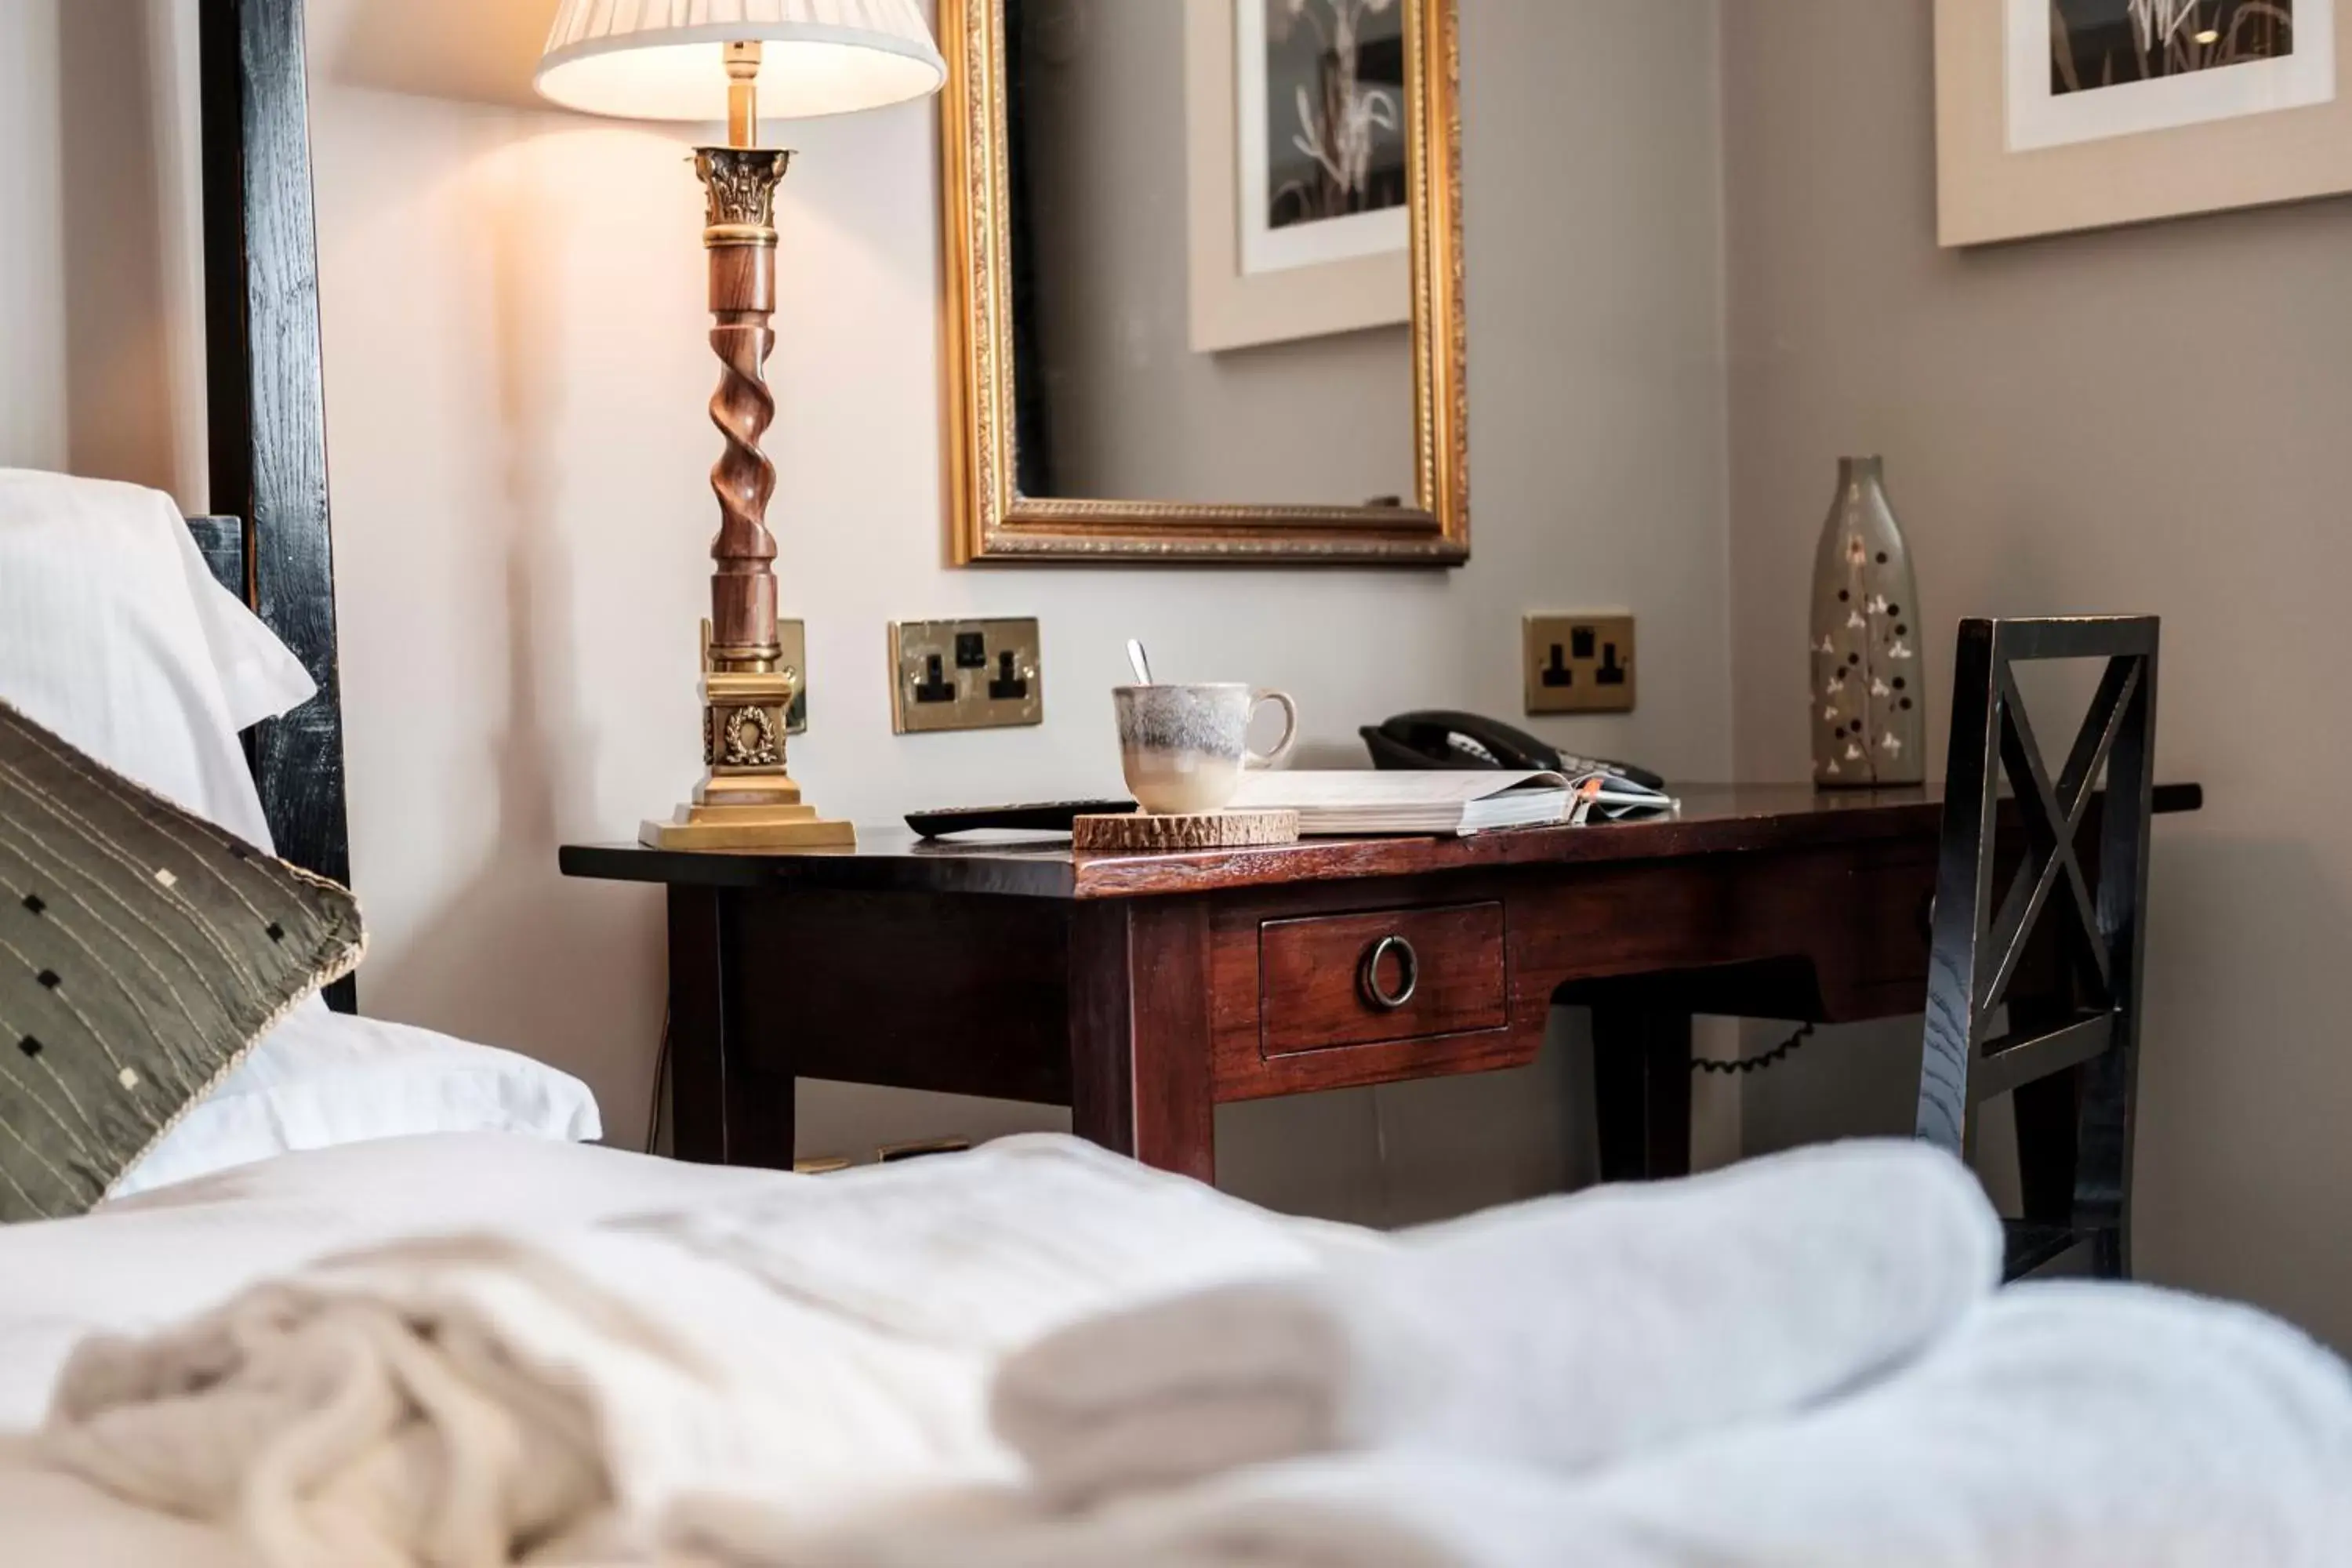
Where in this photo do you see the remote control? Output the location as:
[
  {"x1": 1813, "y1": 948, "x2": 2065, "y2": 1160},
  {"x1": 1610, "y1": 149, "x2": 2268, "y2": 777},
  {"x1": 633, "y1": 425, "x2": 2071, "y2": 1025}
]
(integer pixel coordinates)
[{"x1": 906, "y1": 799, "x2": 1138, "y2": 837}]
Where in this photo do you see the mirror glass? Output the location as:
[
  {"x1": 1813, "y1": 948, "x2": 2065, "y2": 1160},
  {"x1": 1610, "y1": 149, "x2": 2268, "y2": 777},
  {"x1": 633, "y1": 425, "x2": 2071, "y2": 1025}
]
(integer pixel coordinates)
[{"x1": 1002, "y1": 0, "x2": 1416, "y2": 509}]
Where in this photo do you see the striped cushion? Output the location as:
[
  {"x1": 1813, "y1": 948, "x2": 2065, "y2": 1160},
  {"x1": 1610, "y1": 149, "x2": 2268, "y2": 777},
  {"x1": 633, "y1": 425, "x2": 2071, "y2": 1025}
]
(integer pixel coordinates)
[{"x1": 0, "y1": 700, "x2": 363, "y2": 1220}]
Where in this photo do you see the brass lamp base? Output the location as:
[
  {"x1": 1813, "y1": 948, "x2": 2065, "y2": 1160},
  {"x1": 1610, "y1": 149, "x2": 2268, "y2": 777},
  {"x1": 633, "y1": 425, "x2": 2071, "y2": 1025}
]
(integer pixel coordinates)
[
  {"x1": 643, "y1": 622, "x2": 856, "y2": 853},
  {"x1": 639, "y1": 801, "x2": 855, "y2": 852}
]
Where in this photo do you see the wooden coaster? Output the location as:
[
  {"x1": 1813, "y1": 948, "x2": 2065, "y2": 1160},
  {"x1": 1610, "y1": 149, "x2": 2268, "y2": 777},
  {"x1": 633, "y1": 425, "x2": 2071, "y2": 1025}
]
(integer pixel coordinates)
[{"x1": 1073, "y1": 808, "x2": 1300, "y2": 851}]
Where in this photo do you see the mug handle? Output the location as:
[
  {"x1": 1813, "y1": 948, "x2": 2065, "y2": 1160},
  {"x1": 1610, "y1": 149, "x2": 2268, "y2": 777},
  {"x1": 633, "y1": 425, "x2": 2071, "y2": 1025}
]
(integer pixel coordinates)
[{"x1": 1243, "y1": 689, "x2": 1299, "y2": 771}]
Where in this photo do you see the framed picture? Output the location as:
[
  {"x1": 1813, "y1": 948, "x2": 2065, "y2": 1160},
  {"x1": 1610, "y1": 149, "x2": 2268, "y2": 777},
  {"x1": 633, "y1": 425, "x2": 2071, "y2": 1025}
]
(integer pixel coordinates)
[
  {"x1": 1187, "y1": 0, "x2": 1415, "y2": 351},
  {"x1": 1237, "y1": 0, "x2": 1410, "y2": 274},
  {"x1": 1937, "y1": 0, "x2": 2352, "y2": 245}
]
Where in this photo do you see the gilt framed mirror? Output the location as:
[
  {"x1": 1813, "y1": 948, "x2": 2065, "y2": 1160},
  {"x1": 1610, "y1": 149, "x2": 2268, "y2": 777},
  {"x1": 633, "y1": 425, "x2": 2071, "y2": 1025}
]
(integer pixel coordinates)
[{"x1": 942, "y1": 0, "x2": 1467, "y2": 564}]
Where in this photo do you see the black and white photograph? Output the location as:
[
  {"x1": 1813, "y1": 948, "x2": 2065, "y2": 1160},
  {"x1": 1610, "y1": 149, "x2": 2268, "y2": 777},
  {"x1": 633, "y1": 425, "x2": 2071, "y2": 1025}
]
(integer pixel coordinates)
[
  {"x1": 1261, "y1": 0, "x2": 1406, "y2": 231},
  {"x1": 2050, "y1": 0, "x2": 2296, "y2": 93},
  {"x1": 1240, "y1": 0, "x2": 1412, "y2": 275}
]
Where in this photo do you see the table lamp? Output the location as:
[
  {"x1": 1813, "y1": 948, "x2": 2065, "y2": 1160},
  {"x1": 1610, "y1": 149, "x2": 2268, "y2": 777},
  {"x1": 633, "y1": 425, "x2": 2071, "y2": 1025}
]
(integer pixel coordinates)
[{"x1": 535, "y1": 1, "x2": 946, "y2": 852}]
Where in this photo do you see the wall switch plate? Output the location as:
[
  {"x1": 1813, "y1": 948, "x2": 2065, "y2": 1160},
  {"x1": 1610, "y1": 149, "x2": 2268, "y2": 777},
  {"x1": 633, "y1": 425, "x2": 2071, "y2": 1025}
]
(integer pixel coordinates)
[
  {"x1": 889, "y1": 617, "x2": 1044, "y2": 734},
  {"x1": 1524, "y1": 612, "x2": 1636, "y2": 714},
  {"x1": 776, "y1": 619, "x2": 808, "y2": 735}
]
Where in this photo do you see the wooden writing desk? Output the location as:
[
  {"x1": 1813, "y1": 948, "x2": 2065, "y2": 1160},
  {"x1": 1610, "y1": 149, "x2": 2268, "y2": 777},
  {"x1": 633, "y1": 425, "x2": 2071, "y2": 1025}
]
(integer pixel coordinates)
[{"x1": 562, "y1": 782, "x2": 2201, "y2": 1184}]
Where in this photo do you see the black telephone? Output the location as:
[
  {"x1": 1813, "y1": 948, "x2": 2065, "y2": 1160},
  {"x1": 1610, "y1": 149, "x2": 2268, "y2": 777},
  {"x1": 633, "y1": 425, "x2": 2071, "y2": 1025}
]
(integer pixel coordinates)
[{"x1": 1362, "y1": 710, "x2": 1668, "y2": 791}]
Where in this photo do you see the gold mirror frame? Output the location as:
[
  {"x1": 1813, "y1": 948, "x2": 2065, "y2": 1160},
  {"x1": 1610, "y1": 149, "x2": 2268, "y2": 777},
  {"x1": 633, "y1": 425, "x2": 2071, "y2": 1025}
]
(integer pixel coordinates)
[{"x1": 941, "y1": 0, "x2": 1468, "y2": 565}]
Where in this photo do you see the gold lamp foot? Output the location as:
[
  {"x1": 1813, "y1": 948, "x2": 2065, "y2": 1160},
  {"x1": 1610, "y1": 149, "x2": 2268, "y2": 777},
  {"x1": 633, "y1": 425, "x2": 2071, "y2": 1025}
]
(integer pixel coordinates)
[
  {"x1": 639, "y1": 801, "x2": 855, "y2": 852},
  {"x1": 644, "y1": 622, "x2": 856, "y2": 853}
]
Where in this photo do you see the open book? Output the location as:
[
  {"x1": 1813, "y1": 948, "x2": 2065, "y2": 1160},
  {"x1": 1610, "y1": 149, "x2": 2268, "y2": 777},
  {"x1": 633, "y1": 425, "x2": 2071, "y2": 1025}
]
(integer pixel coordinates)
[{"x1": 1229, "y1": 770, "x2": 1675, "y2": 837}]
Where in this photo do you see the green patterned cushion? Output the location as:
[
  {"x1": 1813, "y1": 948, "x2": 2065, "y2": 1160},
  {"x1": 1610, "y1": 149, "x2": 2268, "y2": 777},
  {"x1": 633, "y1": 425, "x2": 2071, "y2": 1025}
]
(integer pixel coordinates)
[{"x1": 0, "y1": 699, "x2": 363, "y2": 1220}]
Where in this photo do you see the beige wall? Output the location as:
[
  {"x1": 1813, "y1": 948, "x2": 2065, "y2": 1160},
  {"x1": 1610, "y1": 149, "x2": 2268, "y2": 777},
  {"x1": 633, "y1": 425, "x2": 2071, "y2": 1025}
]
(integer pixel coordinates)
[
  {"x1": 1724, "y1": 0, "x2": 2352, "y2": 1345},
  {"x1": 0, "y1": 1, "x2": 204, "y2": 494},
  {"x1": 0, "y1": 2, "x2": 67, "y2": 471},
  {"x1": 0, "y1": 0, "x2": 1733, "y2": 1223}
]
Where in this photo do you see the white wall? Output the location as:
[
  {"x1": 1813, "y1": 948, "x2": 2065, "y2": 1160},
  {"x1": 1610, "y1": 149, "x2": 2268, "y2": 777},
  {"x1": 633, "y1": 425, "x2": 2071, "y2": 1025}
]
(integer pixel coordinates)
[
  {"x1": 0, "y1": 0, "x2": 67, "y2": 470},
  {"x1": 0, "y1": 0, "x2": 207, "y2": 492},
  {"x1": 2, "y1": 0, "x2": 1734, "y2": 1224}
]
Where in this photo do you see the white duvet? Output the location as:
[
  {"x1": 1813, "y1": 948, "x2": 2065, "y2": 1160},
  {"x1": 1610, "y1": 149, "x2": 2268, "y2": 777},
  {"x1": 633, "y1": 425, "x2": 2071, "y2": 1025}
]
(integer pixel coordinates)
[
  {"x1": 3, "y1": 1134, "x2": 2347, "y2": 1568},
  {"x1": 0, "y1": 1132, "x2": 793, "y2": 1429},
  {"x1": 0, "y1": 1135, "x2": 804, "y2": 1565},
  {"x1": 0, "y1": 1133, "x2": 1362, "y2": 1566}
]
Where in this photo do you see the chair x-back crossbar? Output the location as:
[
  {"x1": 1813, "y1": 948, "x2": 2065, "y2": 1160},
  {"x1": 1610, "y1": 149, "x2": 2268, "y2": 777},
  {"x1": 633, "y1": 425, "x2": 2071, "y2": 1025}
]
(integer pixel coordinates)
[{"x1": 1918, "y1": 616, "x2": 2158, "y2": 1281}]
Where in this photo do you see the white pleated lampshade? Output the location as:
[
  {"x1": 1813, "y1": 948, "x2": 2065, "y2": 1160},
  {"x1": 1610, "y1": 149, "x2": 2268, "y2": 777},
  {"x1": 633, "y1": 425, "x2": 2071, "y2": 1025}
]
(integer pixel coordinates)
[{"x1": 535, "y1": 0, "x2": 946, "y2": 122}]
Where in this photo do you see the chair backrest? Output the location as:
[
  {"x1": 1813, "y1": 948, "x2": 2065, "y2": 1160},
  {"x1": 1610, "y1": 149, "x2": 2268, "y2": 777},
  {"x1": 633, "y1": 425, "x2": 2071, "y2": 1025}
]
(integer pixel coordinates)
[{"x1": 1918, "y1": 616, "x2": 2158, "y2": 1272}]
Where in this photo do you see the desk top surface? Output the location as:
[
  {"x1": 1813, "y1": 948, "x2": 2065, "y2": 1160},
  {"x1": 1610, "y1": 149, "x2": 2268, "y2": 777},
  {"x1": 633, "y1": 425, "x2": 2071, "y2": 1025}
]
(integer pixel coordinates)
[{"x1": 561, "y1": 781, "x2": 2202, "y2": 902}]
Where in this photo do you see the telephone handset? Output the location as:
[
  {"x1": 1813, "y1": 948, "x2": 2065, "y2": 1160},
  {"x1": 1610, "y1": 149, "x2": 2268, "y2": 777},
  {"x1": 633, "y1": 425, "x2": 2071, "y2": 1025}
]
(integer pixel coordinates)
[{"x1": 1361, "y1": 710, "x2": 1667, "y2": 792}]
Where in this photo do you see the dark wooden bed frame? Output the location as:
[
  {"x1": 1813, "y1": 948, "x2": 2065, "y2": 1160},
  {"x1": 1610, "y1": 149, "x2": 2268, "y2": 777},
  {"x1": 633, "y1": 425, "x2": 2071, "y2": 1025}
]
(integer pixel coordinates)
[{"x1": 187, "y1": 0, "x2": 352, "y2": 1010}]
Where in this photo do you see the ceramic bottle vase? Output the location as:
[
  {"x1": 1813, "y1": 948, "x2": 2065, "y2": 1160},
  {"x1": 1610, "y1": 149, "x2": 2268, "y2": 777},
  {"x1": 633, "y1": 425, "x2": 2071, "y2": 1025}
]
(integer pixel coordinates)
[{"x1": 1809, "y1": 456, "x2": 1923, "y2": 787}]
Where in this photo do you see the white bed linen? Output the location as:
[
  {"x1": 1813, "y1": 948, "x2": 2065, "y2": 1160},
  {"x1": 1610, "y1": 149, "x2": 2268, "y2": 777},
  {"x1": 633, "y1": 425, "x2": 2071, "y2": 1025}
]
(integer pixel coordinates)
[
  {"x1": 112, "y1": 1008, "x2": 602, "y2": 1197},
  {"x1": 0, "y1": 1132, "x2": 789, "y2": 1430},
  {"x1": 27, "y1": 1135, "x2": 1348, "y2": 1566},
  {"x1": 0, "y1": 1138, "x2": 792, "y2": 1568},
  {"x1": 0, "y1": 467, "x2": 313, "y2": 851},
  {"x1": 996, "y1": 1139, "x2": 2001, "y2": 1505},
  {"x1": 0, "y1": 1436, "x2": 250, "y2": 1568},
  {"x1": 13, "y1": 1133, "x2": 2347, "y2": 1568},
  {"x1": 736, "y1": 1284, "x2": 2352, "y2": 1568},
  {"x1": 5, "y1": 1134, "x2": 2350, "y2": 1568}
]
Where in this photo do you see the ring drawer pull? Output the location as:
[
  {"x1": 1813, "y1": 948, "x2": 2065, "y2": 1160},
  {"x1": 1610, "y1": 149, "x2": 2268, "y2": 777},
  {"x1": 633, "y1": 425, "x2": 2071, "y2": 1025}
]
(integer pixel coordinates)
[{"x1": 1359, "y1": 934, "x2": 1419, "y2": 1011}]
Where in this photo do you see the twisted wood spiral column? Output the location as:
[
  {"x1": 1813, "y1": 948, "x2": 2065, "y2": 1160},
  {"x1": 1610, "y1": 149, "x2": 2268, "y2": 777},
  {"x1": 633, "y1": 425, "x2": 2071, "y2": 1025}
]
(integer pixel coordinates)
[{"x1": 696, "y1": 147, "x2": 790, "y2": 672}]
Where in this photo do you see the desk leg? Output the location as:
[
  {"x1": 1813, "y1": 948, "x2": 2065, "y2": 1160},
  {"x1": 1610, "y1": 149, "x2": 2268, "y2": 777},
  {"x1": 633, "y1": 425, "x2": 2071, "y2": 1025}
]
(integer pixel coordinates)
[
  {"x1": 1591, "y1": 1004, "x2": 1693, "y2": 1183},
  {"x1": 1067, "y1": 902, "x2": 1217, "y2": 1182},
  {"x1": 666, "y1": 886, "x2": 794, "y2": 1168}
]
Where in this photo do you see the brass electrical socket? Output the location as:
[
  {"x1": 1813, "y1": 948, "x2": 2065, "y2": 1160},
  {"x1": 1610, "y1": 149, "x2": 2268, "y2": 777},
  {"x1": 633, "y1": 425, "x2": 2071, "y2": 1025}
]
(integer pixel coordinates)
[
  {"x1": 776, "y1": 619, "x2": 808, "y2": 735},
  {"x1": 889, "y1": 618, "x2": 1044, "y2": 734},
  {"x1": 1524, "y1": 613, "x2": 1636, "y2": 714}
]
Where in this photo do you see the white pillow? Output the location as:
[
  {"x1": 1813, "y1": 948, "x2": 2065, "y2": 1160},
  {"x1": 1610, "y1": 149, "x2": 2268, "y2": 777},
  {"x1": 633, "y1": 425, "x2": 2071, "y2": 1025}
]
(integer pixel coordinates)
[
  {"x1": 0, "y1": 469, "x2": 314, "y2": 847},
  {"x1": 113, "y1": 1009, "x2": 604, "y2": 1197},
  {"x1": 172, "y1": 509, "x2": 318, "y2": 734}
]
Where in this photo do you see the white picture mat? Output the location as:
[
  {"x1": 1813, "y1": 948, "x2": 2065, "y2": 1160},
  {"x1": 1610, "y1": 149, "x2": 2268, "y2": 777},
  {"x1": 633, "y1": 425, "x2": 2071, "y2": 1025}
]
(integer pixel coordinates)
[
  {"x1": 1235, "y1": 0, "x2": 1408, "y2": 274},
  {"x1": 2008, "y1": 0, "x2": 2336, "y2": 150}
]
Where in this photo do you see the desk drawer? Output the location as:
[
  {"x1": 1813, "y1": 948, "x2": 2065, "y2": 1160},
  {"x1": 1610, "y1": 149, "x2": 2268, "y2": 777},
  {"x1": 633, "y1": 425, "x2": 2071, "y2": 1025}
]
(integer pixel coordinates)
[{"x1": 1258, "y1": 902, "x2": 1508, "y2": 1056}]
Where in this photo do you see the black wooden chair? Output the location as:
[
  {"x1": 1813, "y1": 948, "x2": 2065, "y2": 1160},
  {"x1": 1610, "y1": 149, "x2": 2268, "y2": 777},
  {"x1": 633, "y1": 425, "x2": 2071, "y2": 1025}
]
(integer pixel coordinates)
[{"x1": 1918, "y1": 617, "x2": 2158, "y2": 1281}]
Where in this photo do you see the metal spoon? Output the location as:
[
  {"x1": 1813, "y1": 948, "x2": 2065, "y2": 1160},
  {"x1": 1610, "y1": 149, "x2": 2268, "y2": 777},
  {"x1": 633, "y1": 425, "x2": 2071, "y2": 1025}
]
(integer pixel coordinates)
[{"x1": 1125, "y1": 639, "x2": 1153, "y2": 685}]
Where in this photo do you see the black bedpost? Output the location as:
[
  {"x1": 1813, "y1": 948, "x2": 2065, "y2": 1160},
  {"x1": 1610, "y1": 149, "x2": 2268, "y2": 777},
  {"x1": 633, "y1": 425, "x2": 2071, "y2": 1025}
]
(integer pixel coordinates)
[{"x1": 198, "y1": 0, "x2": 354, "y2": 1012}]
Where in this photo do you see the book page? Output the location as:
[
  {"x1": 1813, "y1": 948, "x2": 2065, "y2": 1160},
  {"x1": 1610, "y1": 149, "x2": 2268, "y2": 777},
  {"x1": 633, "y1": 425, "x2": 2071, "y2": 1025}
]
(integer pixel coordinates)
[{"x1": 1229, "y1": 770, "x2": 1571, "y2": 808}]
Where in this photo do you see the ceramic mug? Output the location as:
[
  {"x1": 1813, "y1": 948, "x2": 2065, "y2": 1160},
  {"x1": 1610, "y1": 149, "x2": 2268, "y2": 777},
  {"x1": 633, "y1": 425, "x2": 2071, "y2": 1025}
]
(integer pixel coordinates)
[{"x1": 1112, "y1": 684, "x2": 1299, "y2": 815}]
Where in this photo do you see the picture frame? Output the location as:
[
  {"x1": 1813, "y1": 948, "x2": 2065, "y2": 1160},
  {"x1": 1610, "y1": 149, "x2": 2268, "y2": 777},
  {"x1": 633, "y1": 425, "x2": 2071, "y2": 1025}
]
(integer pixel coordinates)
[
  {"x1": 1186, "y1": 0, "x2": 1413, "y2": 352},
  {"x1": 1938, "y1": 0, "x2": 2352, "y2": 245}
]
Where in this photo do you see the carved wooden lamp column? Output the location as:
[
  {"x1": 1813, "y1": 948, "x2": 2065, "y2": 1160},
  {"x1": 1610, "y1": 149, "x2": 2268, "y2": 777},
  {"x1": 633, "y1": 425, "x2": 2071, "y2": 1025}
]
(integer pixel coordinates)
[{"x1": 535, "y1": 1, "x2": 945, "y2": 851}]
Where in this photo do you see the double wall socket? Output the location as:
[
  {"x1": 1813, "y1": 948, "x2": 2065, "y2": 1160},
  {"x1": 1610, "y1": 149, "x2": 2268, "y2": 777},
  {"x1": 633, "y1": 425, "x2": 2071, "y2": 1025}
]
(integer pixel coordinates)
[
  {"x1": 889, "y1": 617, "x2": 1044, "y2": 733},
  {"x1": 775, "y1": 619, "x2": 808, "y2": 734},
  {"x1": 1523, "y1": 612, "x2": 1636, "y2": 714}
]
